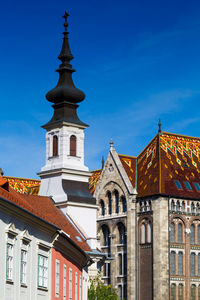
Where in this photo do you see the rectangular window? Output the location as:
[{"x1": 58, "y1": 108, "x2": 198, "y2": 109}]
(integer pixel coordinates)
[
  {"x1": 69, "y1": 268, "x2": 72, "y2": 300},
  {"x1": 75, "y1": 272, "x2": 78, "y2": 300},
  {"x1": 184, "y1": 181, "x2": 192, "y2": 190},
  {"x1": 21, "y1": 250, "x2": 27, "y2": 285},
  {"x1": 6, "y1": 243, "x2": 14, "y2": 281},
  {"x1": 79, "y1": 276, "x2": 82, "y2": 300},
  {"x1": 194, "y1": 182, "x2": 200, "y2": 191},
  {"x1": 63, "y1": 265, "x2": 67, "y2": 300},
  {"x1": 38, "y1": 254, "x2": 48, "y2": 288},
  {"x1": 174, "y1": 180, "x2": 182, "y2": 190},
  {"x1": 55, "y1": 260, "x2": 60, "y2": 297},
  {"x1": 191, "y1": 253, "x2": 195, "y2": 276}
]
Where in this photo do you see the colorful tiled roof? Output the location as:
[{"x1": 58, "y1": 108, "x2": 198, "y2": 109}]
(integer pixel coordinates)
[
  {"x1": 89, "y1": 169, "x2": 101, "y2": 194},
  {"x1": 3, "y1": 176, "x2": 40, "y2": 195},
  {"x1": 137, "y1": 132, "x2": 200, "y2": 199},
  {"x1": 89, "y1": 132, "x2": 200, "y2": 200},
  {"x1": 118, "y1": 154, "x2": 137, "y2": 189},
  {"x1": 0, "y1": 178, "x2": 91, "y2": 252}
]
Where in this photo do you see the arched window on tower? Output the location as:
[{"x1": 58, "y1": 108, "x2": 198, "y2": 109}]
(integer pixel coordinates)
[
  {"x1": 170, "y1": 251, "x2": 175, "y2": 275},
  {"x1": 53, "y1": 135, "x2": 58, "y2": 156},
  {"x1": 147, "y1": 222, "x2": 152, "y2": 243},
  {"x1": 191, "y1": 224, "x2": 195, "y2": 245},
  {"x1": 170, "y1": 223, "x2": 175, "y2": 243},
  {"x1": 107, "y1": 191, "x2": 112, "y2": 215},
  {"x1": 121, "y1": 196, "x2": 127, "y2": 213},
  {"x1": 70, "y1": 135, "x2": 77, "y2": 156},
  {"x1": 178, "y1": 284, "x2": 183, "y2": 300},
  {"x1": 191, "y1": 284, "x2": 196, "y2": 300},
  {"x1": 178, "y1": 223, "x2": 183, "y2": 243},
  {"x1": 171, "y1": 284, "x2": 176, "y2": 300},
  {"x1": 117, "y1": 223, "x2": 126, "y2": 245},
  {"x1": 100, "y1": 200, "x2": 105, "y2": 216},
  {"x1": 178, "y1": 252, "x2": 183, "y2": 275},
  {"x1": 191, "y1": 253, "x2": 195, "y2": 276},
  {"x1": 198, "y1": 225, "x2": 200, "y2": 245},
  {"x1": 114, "y1": 190, "x2": 119, "y2": 214},
  {"x1": 141, "y1": 223, "x2": 146, "y2": 244}
]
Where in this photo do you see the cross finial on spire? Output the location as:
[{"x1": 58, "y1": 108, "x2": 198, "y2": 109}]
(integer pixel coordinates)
[
  {"x1": 158, "y1": 119, "x2": 162, "y2": 133},
  {"x1": 63, "y1": 10, "x2": 70, "y2": 33},
  {"x1": 110, "y1": 139, "x2": 114, "y2": 150}
]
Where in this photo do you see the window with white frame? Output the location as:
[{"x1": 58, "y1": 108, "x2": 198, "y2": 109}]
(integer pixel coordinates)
[
  {"x1": 79, "y1": 276, "x2": 82, "y2": 300},
  {"x1": 55, "y1": 260, "x2": 60, "y2": 297},
  {"x1": 69, "y1": 268, "x2": 72, "y2": 300},
  {"x1": 6, "y1": 243, "x2": 14, "y2": 281},
  {"x1": 75, "y1": 272, "x2": 78, "y2": 300},
  {"x1": 21, "y1": 250, "x2": 27, "y2": 285},
  {"x1": 63, "y1": 264, "x2": 67, "y2": 300},
  {"x1": 38, "y1": 254, "x2": 48, "y2": 288}
]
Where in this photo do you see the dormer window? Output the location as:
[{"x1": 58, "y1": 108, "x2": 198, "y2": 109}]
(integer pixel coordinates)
[
  {"x1": 174, "y1": 180, "x2": 182, "y2": 190},
  {"x1": 194, "y1": 182, "x2": 200, "y2": 192},
  {"x1": 53, "y1": 135, "x2": 58, "y2": 156},
  {"x1": 70, "y1": 135, "x2": 76, "y2": 156},
  {"x1": 184, "y1": 181, "x2": 192, "y2": 191}
]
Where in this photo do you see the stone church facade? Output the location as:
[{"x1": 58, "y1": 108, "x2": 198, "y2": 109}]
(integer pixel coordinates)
[{"x1": 89, "y1": 131, "x2": 200, "y2": 300}]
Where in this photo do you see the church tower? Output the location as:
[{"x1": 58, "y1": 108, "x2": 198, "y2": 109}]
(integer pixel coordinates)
[{"x1": 38, "y1": 12, "x2": 97, "y2": 249}]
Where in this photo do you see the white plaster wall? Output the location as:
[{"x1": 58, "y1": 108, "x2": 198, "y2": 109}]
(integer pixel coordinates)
[
  {"x1": 66, "y1": 206, "x2": 97, "y2": 249},
  {"x1": 41, "y1": 126, "x2": 88, "y2": 173},
  {"x1": 0, "y1": 211, "x2": 52, "y2": 300}
]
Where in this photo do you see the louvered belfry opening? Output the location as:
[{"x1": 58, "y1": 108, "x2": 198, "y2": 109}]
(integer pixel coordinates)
[
  {"x1": 53, "y1": 135, "x2": 58, "y2": 156},
  {"x1": 70, "y1": 135, "x2": 76, "y2": 156}
]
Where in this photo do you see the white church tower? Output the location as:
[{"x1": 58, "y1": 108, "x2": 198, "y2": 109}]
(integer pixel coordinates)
[{"x1": 38, "y1": 12, "x2": 97, "y2": 250}]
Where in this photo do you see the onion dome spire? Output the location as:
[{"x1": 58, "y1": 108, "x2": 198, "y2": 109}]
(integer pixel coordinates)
[{"x1": 46, "y1": 11, "x2": 85, "y2": 104}]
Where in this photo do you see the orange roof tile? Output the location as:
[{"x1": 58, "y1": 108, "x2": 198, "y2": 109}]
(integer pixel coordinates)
[{"x1": 0, "y1": 183, "x2": 91, "y2": 252}]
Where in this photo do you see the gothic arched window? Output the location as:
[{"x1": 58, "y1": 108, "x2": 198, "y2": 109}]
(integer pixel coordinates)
[
  {"x1": 121, "y1": 196, "x2": 127, "y2": 213},
  {"x1": 100, "y1": 200, "x2": 105, "y2": 216},
  {"x1": 198, "y1": 225, "x2": 200, "y2": 245},
  {"x1": 191, "y1": 284, "x2": 196, "y2": 300},
  {"x1": 114, "y1": 190, "x2": 119, "y2": 214},
  {"x1": 178, "y1": 252, "x2": 183, "y2": 275},
  {"x1": 170, "y1": 251, "x2": 175, "y2": 275},
  {"x1": 107, "y1": 191, "x2": 112, "y2": 215},
  {"x1": 117, "y1": 223, "x2": 126, "y2": 245},
  {"x1": 141, "y1": 223, "x2": 146, "y2": 244},
  {"x1": 53, "y1": 135, "x2": 58, "y2": 156},
  {"x1": 171, "y1": 284, "x2": 176, "y2": 300},
  {"x1": 170, "y1": 223, "x2": 175, "y2": 243},
  {"x1": 198, "y1": 254, "x2": 200, "y2": 276},
  {"x1": 178, "y1": 284, "x2": 183, "y2": 300},
  {"x1": 178, "y1": 223, "x2": 183, "y2": 243},
  {"x1": 191, "y1": 224, "x2": 195, "y2": 245},
  {"x1": 191, "y1": 253, "x2": 195, "y2": 276},
  {"x1": 70, "y1": 135, "x2": 77, "y2": 156},
  {"x1": 147, "y1": 222, "x2": 152, "y2": 243}
]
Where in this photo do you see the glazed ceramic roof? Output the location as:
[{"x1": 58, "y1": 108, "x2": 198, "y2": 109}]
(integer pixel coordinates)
[
  {"x1": 3, "y1": 176, "x2": 40, "y2": 195},
  {"x1": 89, "y1": 132, "x2": 200, "y2": 199},
  {"x1": 0, "y1": 178, "x2": 91, "y2": 252}
]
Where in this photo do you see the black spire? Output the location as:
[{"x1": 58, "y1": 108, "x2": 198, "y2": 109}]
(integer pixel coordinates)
[
  {"x1": 158, "y1": 119, "x2": 162, "y2": 134},
  {"x1": 46, "y1": 11, "x2": 85, "y2": 104},
  {"x1": 43, "y1": 12, "x2": 88, "y2": 129}
]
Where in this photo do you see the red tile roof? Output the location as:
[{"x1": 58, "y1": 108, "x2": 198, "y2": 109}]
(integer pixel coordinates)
[{"x1": 0, "y1": 181, "x2": 91, "y2": 252}]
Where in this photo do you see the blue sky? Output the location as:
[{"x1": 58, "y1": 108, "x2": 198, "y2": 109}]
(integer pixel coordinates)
[{"x1": 1, "y1": 0, "x2": 200, "y2": 178}]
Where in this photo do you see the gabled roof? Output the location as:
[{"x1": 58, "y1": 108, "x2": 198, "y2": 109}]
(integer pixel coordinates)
[
  {"x1": 0, "y1": 178, "x2": 91, "y2": 252},
  {"x1": 89, "y1": 132, "x2": 200, "y2": 200}
]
